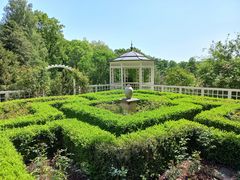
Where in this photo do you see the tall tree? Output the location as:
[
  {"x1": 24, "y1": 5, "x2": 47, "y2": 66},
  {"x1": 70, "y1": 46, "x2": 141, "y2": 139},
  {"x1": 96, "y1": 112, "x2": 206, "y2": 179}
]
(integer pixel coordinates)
[
  {"x1": 90, "y1": 41, "x2": 115, "y2": 84},
  {"x1": 0, "y1": 42, "x2": 18, "y2": 90},
  {"x1": 65, "y1": 39, "x2": 93, "y2": 75},
  {"x1": 198, "y1": 34, "x2": 240, "y2": 88},
  {"x1": 34, "y1": 11, "x2": 66, "y2": 64},
  {"x1": 165, "y1": 67, "x2": 196, "y2": 86},
  {"x1": 0, "y1": 0, "x2": 47, "y2": 66},
  {"x1": 114, "y1": 47, "x2": 144, "y2": 57}
]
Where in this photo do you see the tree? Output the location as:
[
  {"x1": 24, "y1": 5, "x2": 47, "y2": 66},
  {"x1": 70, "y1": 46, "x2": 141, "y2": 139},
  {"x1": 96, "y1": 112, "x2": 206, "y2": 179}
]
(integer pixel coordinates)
[
  {"x1": 65, "y1": 39, "x2": 93, "y2": 75},
  {"x1": 197, "y1": 59, "x2": 215, "y2": 87},
  {"x1": 0, "y1": 0, "x2": 47, "y2": 66},
  {"x1": 0, "y1": 42, "x2": 18, "y2": 90},
  {"x1": 48, "y1": 68, "x2": 89, "y2": 95},
  {"x1": 34, "y1": 10, "x2": 66, "y2": 64},
  {"x1": 114, "y1": 47, "x2": 144, "y2": 57},
  {"x1": 90, "y1": 41, "x2": 115, "y2": 84},
  {"x1": 209, "y1": 34, "x2": 240, "y2": 61},
  {"x1": 165, "y1": 67, "x2": 196, "y2": 86},
  {"x1": 187, "y1": 57, "x2": 198, "y2": 74},
  {"x1": 155, "y1": 59, "x2": 169, "y2": 76},
  {"x1": 2, "y1": 0, "x2": 35, "y2": 35},
  {"x1": 16, "y1": 66, "x2": 51, "y2": 96},
  {"x1": 198, "y1": 34, "x2": 240, "y2": 88}
]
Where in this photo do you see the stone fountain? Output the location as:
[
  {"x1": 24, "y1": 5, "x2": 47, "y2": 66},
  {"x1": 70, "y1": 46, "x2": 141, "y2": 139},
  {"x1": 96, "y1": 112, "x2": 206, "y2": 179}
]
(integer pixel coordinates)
[{"x1": 120, "y1": 84, "x2": 140, "y2": 114}]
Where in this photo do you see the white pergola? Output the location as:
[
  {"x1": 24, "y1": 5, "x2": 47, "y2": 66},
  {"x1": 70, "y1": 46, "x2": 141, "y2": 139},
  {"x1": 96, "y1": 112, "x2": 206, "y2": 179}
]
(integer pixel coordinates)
[{"x1": 110, "y1": 50, "x2": 155, "y2": 89}]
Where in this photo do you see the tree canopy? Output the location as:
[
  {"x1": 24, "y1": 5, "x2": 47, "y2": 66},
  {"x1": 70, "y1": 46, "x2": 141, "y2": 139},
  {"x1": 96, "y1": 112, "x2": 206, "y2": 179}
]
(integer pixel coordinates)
[{"x1": 0, "y1": 0, "x2": 239, "y2": 97}]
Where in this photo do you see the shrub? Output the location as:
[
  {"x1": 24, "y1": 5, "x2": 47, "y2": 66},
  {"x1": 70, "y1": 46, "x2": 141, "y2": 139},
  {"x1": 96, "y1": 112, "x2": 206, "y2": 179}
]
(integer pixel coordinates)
[
  {"x1": 0, "y1": 134, "x2": 34, "y2": 179},
  {"x1": 0, "y1": 102, "x2": 65, "y2": 130},
  {"x1": 94, "y1": 119, "x2": 240, "y2": 179},
  {"x1": 194, "y1": 104, "x2": 240, "y2": 133},
  {"x1": 61, "y1": 101, "x2": 202, "y2": 135},
  {"x1": 0, "y1": 90, "x2": 240, "y2": 179}
]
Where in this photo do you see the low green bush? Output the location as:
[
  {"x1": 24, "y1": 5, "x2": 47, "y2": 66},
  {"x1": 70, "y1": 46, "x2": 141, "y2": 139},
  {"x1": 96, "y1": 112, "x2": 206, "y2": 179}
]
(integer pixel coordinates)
[
  {"x1": 1, "y1": 117, "x2": 240, "y2": 179},
  {"x1": 3, "y1": 119, "x2": 116, "y2": 179},
  {"x1": 0, "y1": 134, "x2": 34, "y2": 179},
  {"x1": 0, "y1": 102, "x2": 65, "y2": 130},
  {"x1": 0, "y1": 90, "x2": 240, "y2": 179},
  {"x1": 61, "y1": 101, "x2": 202, "y2": 135},
  {"x1": 194, "y1": 104, "x2": 240, "y2": 133},
  {"x1": 93, "y1": 119, "x2": 240, "y2": 179},
  {"x1": 0, "y1": 101, "x2": 33, "y2": 120}
]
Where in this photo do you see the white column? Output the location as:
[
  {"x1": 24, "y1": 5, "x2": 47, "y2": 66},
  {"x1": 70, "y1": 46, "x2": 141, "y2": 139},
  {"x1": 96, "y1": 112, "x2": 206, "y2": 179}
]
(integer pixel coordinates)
[
  {"x1": 121, "y1": 64, "x2": 123, "y2": 89},
  {"x1": 123, "y1": 68, "x2": 126, "y2": 85},
  {"x1": 109, "y1": 64, "x2": 112, "y2": 89},
  {"x1": 139, "y1": 63, "x2": 142, "y2": 89},
  {"x1": 150, "y1": 66, "x2": 154, "y2": 90}
]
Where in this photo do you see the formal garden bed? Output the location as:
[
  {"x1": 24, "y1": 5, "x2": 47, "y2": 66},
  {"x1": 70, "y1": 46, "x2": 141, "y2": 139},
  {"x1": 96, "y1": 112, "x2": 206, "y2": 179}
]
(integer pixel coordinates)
[{"x1": 0, "y1": 90, "x2": 240, "y2": 179}]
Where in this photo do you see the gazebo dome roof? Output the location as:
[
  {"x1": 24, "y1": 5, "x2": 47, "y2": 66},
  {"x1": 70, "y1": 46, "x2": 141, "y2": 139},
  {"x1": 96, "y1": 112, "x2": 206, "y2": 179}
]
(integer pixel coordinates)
[{"x1": 113, "y1": 51, "x2": 150, "y2": 61}]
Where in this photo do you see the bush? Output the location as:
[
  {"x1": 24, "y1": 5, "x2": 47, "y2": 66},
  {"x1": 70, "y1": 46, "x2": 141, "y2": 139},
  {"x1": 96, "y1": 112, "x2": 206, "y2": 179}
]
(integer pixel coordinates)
[
  {"x1": 0, "y1": 135, "x2": 34, "y2": 179},
  {"x1": 94, "y1": 119, "x2": 240, "y2": 179},
  {"x1": 0, "y1": 102, "x2": 65, "y2": 130},
  {"x1": 194, "y1": 104, "x2": 240, "y2": 133},
  {"x1": 0, "y1": 90, "x2": 240, "y2": 179},
  {"x1": 1, "y1": 118, "x2": 240, "y2": 179},
  {"x1": 61, "y1": 101, "x2": 202, "y2": 135}
]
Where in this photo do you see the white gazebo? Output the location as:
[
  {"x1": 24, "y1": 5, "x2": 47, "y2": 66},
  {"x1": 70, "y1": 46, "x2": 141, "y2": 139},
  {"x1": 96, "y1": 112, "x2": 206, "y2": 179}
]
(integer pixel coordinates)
[{"x1": 110, "y1": 48, "x2": 155, "y2": 89}]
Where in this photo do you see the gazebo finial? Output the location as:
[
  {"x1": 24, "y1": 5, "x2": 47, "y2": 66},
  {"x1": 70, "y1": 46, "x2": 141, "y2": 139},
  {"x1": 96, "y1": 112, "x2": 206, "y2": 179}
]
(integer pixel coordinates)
[{"x1": 130, "y1": 41, "x2": 133, "y2": 51}]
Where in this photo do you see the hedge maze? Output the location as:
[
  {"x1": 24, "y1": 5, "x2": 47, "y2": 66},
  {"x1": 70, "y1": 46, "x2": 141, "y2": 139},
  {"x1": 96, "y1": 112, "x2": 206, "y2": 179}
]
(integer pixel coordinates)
[{"x1": 0, "y1": 90, "x2": 240, "y2": 179}]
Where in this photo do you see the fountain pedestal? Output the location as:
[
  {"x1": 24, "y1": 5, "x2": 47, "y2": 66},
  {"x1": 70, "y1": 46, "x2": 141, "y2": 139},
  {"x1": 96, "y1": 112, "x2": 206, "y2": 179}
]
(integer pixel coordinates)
[{"x1": 120, "y1": 98, "x2": 140, "y2": 114}]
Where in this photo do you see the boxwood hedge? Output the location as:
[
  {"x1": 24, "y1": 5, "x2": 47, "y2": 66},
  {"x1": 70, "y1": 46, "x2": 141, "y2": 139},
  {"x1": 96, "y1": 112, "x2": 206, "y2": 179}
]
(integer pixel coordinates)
[
  {"x1": 1, "y1": 119, "x2": 239, "y2": 179},
  {"x1": 0, "y1": 90, "x2": 239, "y2": 179}
]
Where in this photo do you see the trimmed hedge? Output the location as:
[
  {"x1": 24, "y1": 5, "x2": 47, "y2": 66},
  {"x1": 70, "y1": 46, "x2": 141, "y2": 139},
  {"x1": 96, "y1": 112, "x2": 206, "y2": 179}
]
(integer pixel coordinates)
[
  {"x1": 0, "y1": 90, "x2": 240, "y2": 179},
  {"x1": 61, "y1": 101, "x2": 202, "y2": 135},
  {"x1": 194, "y1": 104, "x2": 240, "y2": 134},
  {"x1": 93, "y1": 119, "x2": 240, "y2": 179},
  {"x1": 0, "y1": 102, "x2": 65, "y2": 130},
  {"x1": 0, "y1": 134, "x2": 34, "y2": 179},
  {"x1": 2, "y1": 119, "x2": 116, "y2": 179},
  {"x1": 1, "y1": 118, "x2": 240, "y2": 179}
]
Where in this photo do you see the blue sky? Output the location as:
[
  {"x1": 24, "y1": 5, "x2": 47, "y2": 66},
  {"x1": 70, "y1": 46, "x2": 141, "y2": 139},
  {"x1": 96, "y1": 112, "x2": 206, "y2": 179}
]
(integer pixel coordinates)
[{"x1": 0, "y1": 0, "x2": 239, "y2": 61}]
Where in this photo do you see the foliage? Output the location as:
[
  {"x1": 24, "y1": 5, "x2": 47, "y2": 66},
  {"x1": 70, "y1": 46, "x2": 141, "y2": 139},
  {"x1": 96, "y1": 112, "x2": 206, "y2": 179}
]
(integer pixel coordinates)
[
  {"x1": 90, "y1": 41, "x2": 116, "y2": 84},
  {"x1": 0, "y1": 42, "x2": 18, "y2": 90},
  {"x1": 194, "y1": 104, "x2": 240, "y2": 134},
  {"x1": 34, "y1": 10, "x2": 66, "y2": 65},
  {"x1": 0, "y1": 90, "x2": 240, "y2": 179},
  {"x1": 15, "y1": 66, "x2": 51, "y2": 96},
  {"x1": 0, "y1": 101, "x2": 31, "y2": 119},
  {"x1": 0, "y1": 0, "x2": 240, "y2": 94},
  {"x1": 28, "y1": 143, "x2": 72, "y2": 180},
  {"x1": 165, "y1": 67, "x2": 196, "y2": 86},
  {"x1": 0, "y1": 0, "x2": 90, "y2": 95},
  {"x1": 0, "y1": 0, "x2": 47, "y2": 66},
  {"x1": 60, "y1": 91, "x2": 204, "y2": 135},
  {"x1": 65, "y1": 39, "x2": 93, "y2": 74},
  {"x1": 0, "y1": 102, "x2": 64, "y2": 130},
  {"x1": 0, "y1": 135, "x2": 34, "y2": 179},
  {"x1": 161, "y1": 151, "x2": 201, "y2": 179},
  {"x1": 95, "y1": 100, "x2": 164, "y2": 115}
]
